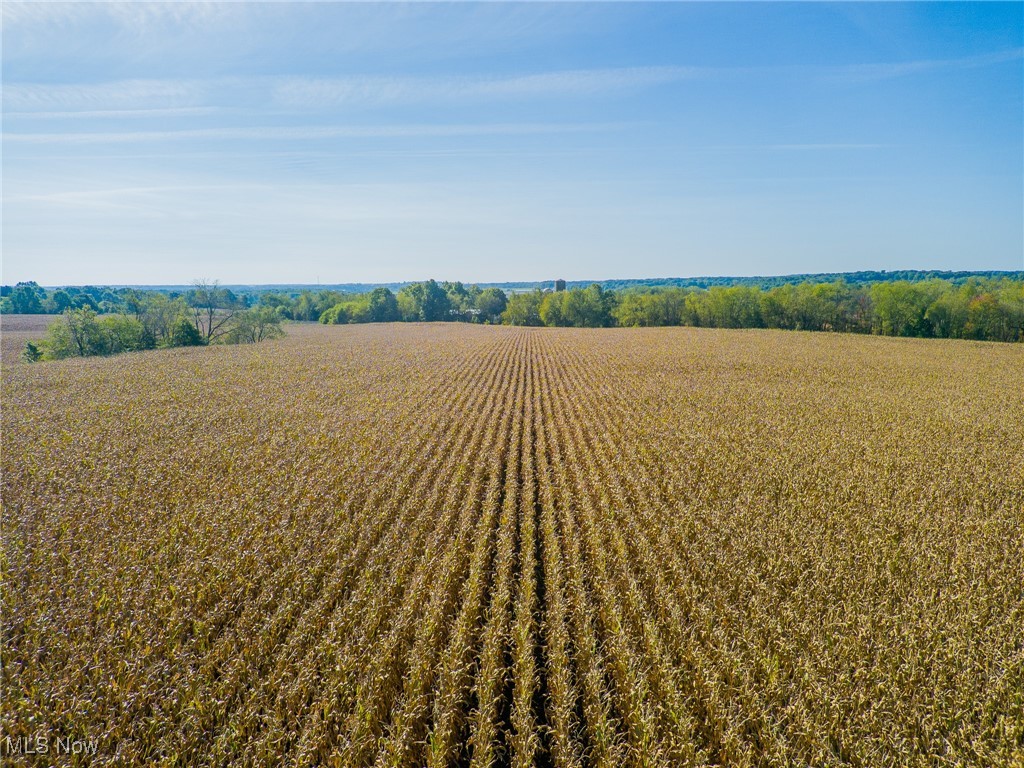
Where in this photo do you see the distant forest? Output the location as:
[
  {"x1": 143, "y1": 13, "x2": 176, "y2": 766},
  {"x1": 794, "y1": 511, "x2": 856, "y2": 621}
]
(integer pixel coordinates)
[{"x1": 4, "y1": 270, "x2": 1023, "y2": 344}]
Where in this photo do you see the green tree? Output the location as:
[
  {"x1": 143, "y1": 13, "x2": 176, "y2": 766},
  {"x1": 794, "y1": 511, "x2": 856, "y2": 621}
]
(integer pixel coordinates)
[
  {"x1": 98, "y1": 315, "x2": 151, "y2": 353},
  {"x1": 761, "y1": 284, "x2": 799, "y2": 329},
  {"x1": 925, "y1": 286, "x2": 970, "y2": 338},
  {"x1": 539, "y1": 291, "x2": 566, "y2": 326},
  {"x1": 575, "y1": 284, "x2": 615, "y2": 327},
  {"x1": 144, "y1": 294, "x2": 191, "y2": 344},
  {"x1": 167, "y1": 317, "x2": 206, "y2": 347},
  {"x1": 70, "y1": 292, "x2": 100, "y2": 312},
  {"x1": 542, "y1": 284, "x2": 615, "y2": 327},
  {"x1": 64, "y1": 308, "x2": 107, "y2": 356},
  {"x1": 702, "y1": 286, "x2": 762, "y2": 329},
  {"x1": 398, "y1": 280, "x2": 450, "y2": 321},
  {"x1": 224, "y1": 307, "x2": 286, "y2": 344},
  {"x1": 366, "y1": 287, "x2": 400, "y2": 322},
  {"x1": 870, "y1": 281, "x2": 942, "y2": 337},
  {"x1": 41, "y1": 309, "x2": 105, "y2": 358},
  {"x1": 9, "y1": 283, "x2": 44, "y2": 314},
  {"x1": 612, "y1": 292, "x2": 650, "y2": 327},
  {"x1": 291, "y1": 292, "x2": 320, "y2": 322},
  {"x1": 187, "y1": 279, "x2": 243, "y2": 341},
  {"x1": 613, "y1": 288, "x2": 690, "y2": 327},
  {"x1": 994, "y1": 280, "x2": 1024, "y2": 341},
  {"x1": 501, "y1": 290, "x2": 544, "y2": 326},
  {"x1": 656, "y1": 287, "x2": 691, "y2": 326},
  {"x1": 475, "y1": 287, "x2": 508, "y2": 323},
  {"x1": 441, "y1": 281, "x2": 473, "y2": 315},
  {"x1": 47, "y1": 290, "x2": 75, "y2": 314},
  {"x1": 320, "y1": 302, "x2": 351, "y2": 325},
  {"x1": 40, "y1": 319, "x2": 77, "y2": 359},
  {"x1": 258, "y1": 293, "x2": 293, "y2": 319},
  {"x1": 796, "y1": 282, "x2": 844, "y2": 331},
  {"x1": 958, "y1": 286, "x2": 1023, "y2": 342}
]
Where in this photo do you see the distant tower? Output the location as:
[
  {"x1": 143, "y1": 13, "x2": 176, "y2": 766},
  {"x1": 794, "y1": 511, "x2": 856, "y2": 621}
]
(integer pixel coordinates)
[{"x1": 554, "y1": 279, "x2": 566, "y2": 292}]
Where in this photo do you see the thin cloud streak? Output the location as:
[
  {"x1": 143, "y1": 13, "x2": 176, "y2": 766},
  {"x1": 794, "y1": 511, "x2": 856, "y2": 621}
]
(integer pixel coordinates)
[
  {"x1": 3, "y1": 107, "x2": 222, "y2": 120},
  {"x1": 272, "y1": 51, "x2": 1024, "y2": 107},
  {"x1": 830, "y1": 47, "x2": 1024, "y2": 83},
  {"x1": 768, "y1": 143, "x2": 892, "y2": 151},
  {"x1": 4, "y1": 122, "x2": 637, "y2": 145},
  {"x1": 3, "y1": 67, "x2": 694, "y2": 115},
  {"x1": 5, "y1": 49, "x2": 1020, "y2": 116},
  {"x1": 1, "y1": 1, "x2": 237, "y2": 30},
  {"x1": 3, "y1": 79, "x2": 207, "y2": 110},
  {"x1": 273, "y1": 66, "x2": 701, "y2": 107}
]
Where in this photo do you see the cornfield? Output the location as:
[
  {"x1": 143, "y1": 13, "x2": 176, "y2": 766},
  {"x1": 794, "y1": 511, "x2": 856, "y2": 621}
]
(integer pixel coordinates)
[{"x1": 3, "y1": 323, "x2": 1023, "y2": 766}]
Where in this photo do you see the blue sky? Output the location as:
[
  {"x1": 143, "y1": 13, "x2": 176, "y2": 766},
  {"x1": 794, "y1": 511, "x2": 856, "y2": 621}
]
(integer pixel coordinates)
[{"x1": 2, "y1": 2, "x2": 1022, "y2": 285}]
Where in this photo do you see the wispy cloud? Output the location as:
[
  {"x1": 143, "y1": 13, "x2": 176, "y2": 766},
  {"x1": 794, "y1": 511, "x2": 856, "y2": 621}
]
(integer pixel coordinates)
[
  {"x1": 3, "y1": 67, "x2": 692, "y2": 117},
  {"x1": 3, "y1": 79, "x2": 208, "y2": 111},
  {"x1": 268, "y1": 49, "x2": 1024, "y2": 111},
  {"x1": 1, "y1": 1, "x2": 237, "y2": 30},
  {"x1": 4, "y1": 122, "x2": 636, "y2": 145},
  {"x1": 830, "y1": 48, "x2": 1024, "y2": 83},
  {"x1": 6, "y1": 47, "x2": 1020, "y2": 119},
  {"x1": 273, "y1": 66, "x2": 701, "y2": 107},
  {"x1": 3, "y1": 106, "x2": 222, "y2": 120},
  {"x1": 767, "y1": 143, "x2": 891, "y2": 151},
  {"x1": 5, "y1": 185, "x2": 205, "y2": 216}
]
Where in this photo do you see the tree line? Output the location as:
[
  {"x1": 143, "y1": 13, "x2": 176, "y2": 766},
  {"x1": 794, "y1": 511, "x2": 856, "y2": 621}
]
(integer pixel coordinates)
[
  {"x1": 21, "y1": 281, "x2": 284, "y2": 362},
  {"x1": 9, "y1": 276, "x2": 1024, "y2": 354},
  {"x1": 317, "y1": 281, "x2": 509, "y2": 324},
  {"x1": 592, "y1": 269, "x2": 1024, "y2": 292},
  {"x1": 610, "y1": 278, "x2": 1024, "y2": 341},
  {"x1": 313, "y1": 277, "x2": 1024, "y2": 342}
]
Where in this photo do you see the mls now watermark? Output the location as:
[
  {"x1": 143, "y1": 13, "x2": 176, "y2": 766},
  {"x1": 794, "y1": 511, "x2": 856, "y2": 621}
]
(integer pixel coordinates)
[{"x1": 4, "y1": 734, "x2": 99, "y2": 757}]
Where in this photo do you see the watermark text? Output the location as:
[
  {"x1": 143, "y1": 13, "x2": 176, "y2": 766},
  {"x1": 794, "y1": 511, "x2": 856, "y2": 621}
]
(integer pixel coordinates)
[{"x1": 3, "y1": 734, "x2": 99, "y2": 757}]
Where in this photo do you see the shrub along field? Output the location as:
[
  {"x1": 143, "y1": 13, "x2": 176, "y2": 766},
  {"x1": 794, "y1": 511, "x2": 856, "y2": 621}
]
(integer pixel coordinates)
[
  {"x1": 1, "y1": 314, "x2": 53, "y2": 364},
  {"x1": 3, "y1": 323, "x2": 1022, "y2": 766}
]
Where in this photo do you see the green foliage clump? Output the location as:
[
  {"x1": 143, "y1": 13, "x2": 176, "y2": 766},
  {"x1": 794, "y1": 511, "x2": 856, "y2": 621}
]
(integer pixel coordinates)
[
  {"x1": 21, "y1": 341, "x2": 43, "y2": 363},
  {"x1": 36, "y1": 309, "x2": 151, "y2": 360},
  {"x1": 475, "y1": 287, "x2": 508, "y2": 323},
  {"x1": 398, "y1": 280, "x2": 450, "y2": 322},
  {"x1": 538, "y1": 284, "x2": 616, "y2": 328},
  {"x1": 321, "y1": 287, "x2": 400, "y2": 325},
  {"x1": 167, "y1": 317, "x2": 206, "y2": 348},
  {"x1": 3, "y1": 283, "x2": 44, "y2": 314},
  {"x1": 26, "y1": 291, "x2": 287, "y2": 362},
  {"x1": 501, "y1": 290, "x2": 545, "y2": 327},
  {"x1": 223, "y1": 307, "x2": 286, "y2": 344}
]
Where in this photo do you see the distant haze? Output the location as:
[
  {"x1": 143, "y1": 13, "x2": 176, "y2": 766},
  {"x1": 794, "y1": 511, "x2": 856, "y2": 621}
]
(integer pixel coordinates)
[{"x1": 2, "y1": 2, "x2": 1022, "y2": 285}]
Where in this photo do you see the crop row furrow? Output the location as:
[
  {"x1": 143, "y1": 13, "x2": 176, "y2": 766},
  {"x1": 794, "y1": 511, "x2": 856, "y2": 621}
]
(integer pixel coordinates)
[
  {"x1": 288, "y1": 332, "x2": 529, "y2": 766},
  {"x1": 207, "y1": 333, "x2": 525, "y2": 765},
  {"x1": 373, "y1": 332, "x2": 533, "y2": 768}
]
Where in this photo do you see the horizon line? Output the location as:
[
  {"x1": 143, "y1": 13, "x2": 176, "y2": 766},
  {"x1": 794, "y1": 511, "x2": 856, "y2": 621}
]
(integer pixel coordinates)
[{"x1": 11, "y1": 268, "x2": 1024, "y2": 291}]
